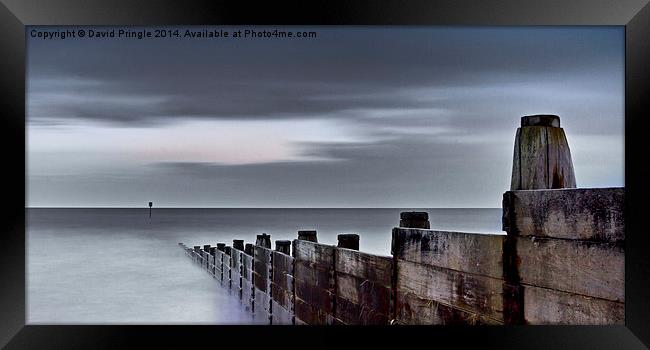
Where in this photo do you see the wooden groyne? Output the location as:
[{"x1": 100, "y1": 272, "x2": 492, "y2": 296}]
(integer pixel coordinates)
[{"x1": 178, "y1": 115, "x2": 624, "y2": 325}]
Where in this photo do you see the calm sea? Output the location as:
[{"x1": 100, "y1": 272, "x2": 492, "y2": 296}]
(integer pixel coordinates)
[{"x1": 27, "y1": 208, "x2": 503, "y2": 324}]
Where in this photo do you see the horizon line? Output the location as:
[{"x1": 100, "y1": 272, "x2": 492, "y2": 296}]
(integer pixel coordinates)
[{"x1": 25, "y1": 206, "x2": 502, "y2": 209}]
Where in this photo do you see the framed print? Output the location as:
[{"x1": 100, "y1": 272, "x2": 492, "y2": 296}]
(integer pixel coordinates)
[{"x1": 1, "y1": 0, "x2": 649, "y2": 348}]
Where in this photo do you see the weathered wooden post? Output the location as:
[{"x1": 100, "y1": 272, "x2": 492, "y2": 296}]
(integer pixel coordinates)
[
  {"x1": 193, "y1": 246, "x2": 201, "y2": 264},
  {"x1": 510, "y1": 114, "x2": 576, "y2": 190},
  {"x1": 297, "y1": 230, "x2": 318, "y2": 242},
  {"x1": 217, "y1": 243, "x2": 226, "y2": 252},
  {"x1": 233, "y1": 239, "x2": 244, "y2": 251},
  {"x1": 225, "y1": 246, "x2": 232, "y2": 256},
  {"x1": 337, "y1": 234, "x2": 359, "y2": 250},
  {"x1": 256, "y1": 233, "x2": 272, "y2": 248},
  {"x1": 399, "y1": 212, "x2": 430, "y2": 229},
  {"x1": 245, "y1": 243, "x2": 254, "y2": 256},
  {"x1": 275, "y1": 240, "x2": 291, "y2": 255},
  {"x1": 500, "y1": 115, "x2": 577, "y2": 325}
]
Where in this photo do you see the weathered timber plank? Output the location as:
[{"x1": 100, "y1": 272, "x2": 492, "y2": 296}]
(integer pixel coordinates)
[
  {"x1": 523, "y1": 285, "x2": 624, "y2": 325},
  {"x1": 230, "y1": 249, "x2": 242, "y2": 291},
  {"x1": 294, "y1": 260, "x2": 332, "y2": 288},
  {"x1": 272, "y1": 271, "x2": 294, "y2": 296},
  {"x1": 271, "y1": 258, "x2": 294, "y2": 309},
  {"x1": 518, "y1": 126, "x2": 549, "y2": 189},
  {"x1": 242, "y1": 279, "x2": 254, "y2": 310},
  {"x1": 335, "y1": 249, "x2": 392, "y2": 285},
  {"x1": 242, "y1": 254, "x2": 253, "y2": 280},
  {"x1": 293, "y1": 240, "x2": 335, "y2": 266},
  {"x1": 271, "y1": 282, "x2": 294, "y2": 309},
  {"x1": 516, "y1": 236, "x2": 624, "y2": 302},
  {"x1": 253, "y1": 265, "x2": 271, "y2": 292},
  {"x1": 214, "y1": 250, "x2": 224, "y2": 280},
  {"x1": 395, "y1": 290, "x2": 502, "y2": 325},
  {"x1": 271, "y1": 252, "x2": 294, "y2": 310},
  {"x1": 336, "y1": 295, "x2": 390, "y2": 325},
  {"x1": 295, "y1": 297, "x2": 332, "y2": 325},
  {"x1": 272, "y1": 251, "x2": 294, "y2": 306},
  {"x1": 272, "y1": 251, "x2": 294, "y2": 275},
  {"x1": 231, "y1": 249, "x2": 242, "y2": 270},
  {"x1": 392, "y1": 228, "x2": 504, "y2": 279},
  {"x1": 255, "y1": 287, "x2": 271, "y2": 310},
  {"x1": 271, "y1": 300, "x2": 294, "y2": 325},
  {"x1": 507, "y1": 188, "x2": 624, "y2": 242},
  {"x1": 335, "y1": 272, "x2": 391, "y2": 325},
  {"x1": 253, "y1": 246, "x2": 272, "y2": 292},
  {"x1": 254, "y1": 246, "x2": 272, "y2": 264},
  {"x1": 215, "y1": 250, "x2": 224, "y2": 263},
  {"x1": 336, "y1": 273, "x2": 391, "y2": 313},
  {"x1": 396, "y1": 259, "x2": 505, "y2": 322},
  {"x1": 254, "y1": 292, "x2": 271, "y2": 322},
  {"x1": 294, "y1": 268, "x2": 334, "y2": 314},
  {"x1": 222, "y1": 254, "x2": 232, "y2": 286},
  {"x1": 231, "y1": 271, "x2": 241, "y2": 290},
  {"x1": 291, "y1": 240, "x2": 336, "y2": 325}
]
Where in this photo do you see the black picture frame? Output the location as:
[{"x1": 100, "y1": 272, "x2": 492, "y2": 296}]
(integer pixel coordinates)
[{"x1": 2, "y1": 0, "x2": 649, "y2": 348}]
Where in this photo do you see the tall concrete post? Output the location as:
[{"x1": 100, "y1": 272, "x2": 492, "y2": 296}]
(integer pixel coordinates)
[{"x1": 510, "y1": 115, "x2": 576, "y2": 190}]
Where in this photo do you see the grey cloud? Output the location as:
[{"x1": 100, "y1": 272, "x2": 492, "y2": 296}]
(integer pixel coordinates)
[
  {"x1": 27, "y1": 26, "x2": 623, "y2": 130},
  {"x1": 143, "y1": 135, "x2": 513, "y2": 207},
  {"x1": 26, "y1": 27, "x2": 625, "y2": 207},
  {"x1": 28, "y1": 129, "x2": 622, "y2": 207}
]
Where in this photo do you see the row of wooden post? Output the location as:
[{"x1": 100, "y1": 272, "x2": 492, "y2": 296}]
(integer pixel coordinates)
[
  {"x1": 179, "y1": 212, "x2": 428, "y2": 325},
  {"x1": 184, "y1": 230, "x2": 365, "y2": 265},
  {"x1": 186, "y1": 229, "x2": 376, "y2": 257}
]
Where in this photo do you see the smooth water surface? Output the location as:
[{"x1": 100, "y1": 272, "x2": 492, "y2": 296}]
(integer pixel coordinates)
[{"x1": 27, "y1": 208, "x2": 502, "y2": 323}]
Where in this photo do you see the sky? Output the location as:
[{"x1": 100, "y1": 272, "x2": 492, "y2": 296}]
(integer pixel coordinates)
[{"x1": 26, "y1": 26, "x2": 624, "y2": 208}]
